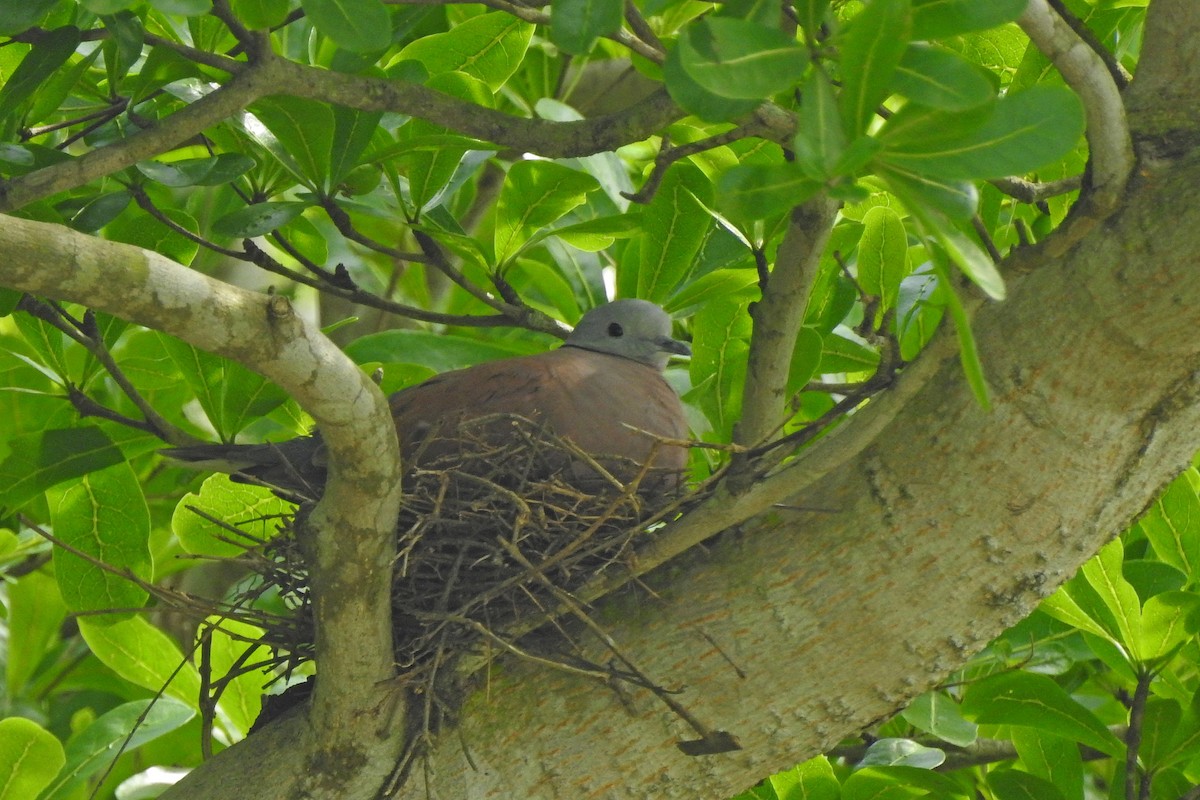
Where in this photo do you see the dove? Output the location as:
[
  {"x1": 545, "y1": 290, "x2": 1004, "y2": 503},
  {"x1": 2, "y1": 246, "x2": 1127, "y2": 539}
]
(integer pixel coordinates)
[{"x1": 165, "y1": 299, "x2": 691, "y2": 499}]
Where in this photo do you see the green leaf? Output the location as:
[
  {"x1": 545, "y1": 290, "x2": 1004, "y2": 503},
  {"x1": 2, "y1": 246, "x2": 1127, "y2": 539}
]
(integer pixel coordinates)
[
  {"x1": 762, "y1": 755, "x2": 840, "y2": 800},
  {"x1": 859, "y1": 738, "x2": 945, "y2": 769},
  {"x1": 688, "y1": 296, "x2": 751, "y2": 440},
  {"x1": 664, "y1": 269, "x2": 760, "y2": 316},
  {"x1": 857, "y1": 205, "x2": 908, "y2": 313},
  {"x1": 0, "y1": 427, "x2": 125, "y2": 514},
  {"x1": 48, "y1": 463, "x2": 151, "y2": 613},
  {"x1": 231, "y1": 0, "x2": 290, "y2": 29},
  {"x1": 1138, "y1": 591, "x2": 1200, "y2": 661},
  {"x1": 1138, "y1": 470, "x2": 1200, "y2": 575},
  {"x1": 250, "y1": 96, "x2": 336, "y2": 189},
  {"x1": 330, "y1": 106, "x2": 383, "y2": 186},
  {"x1": 4, "y1": 570, "x2": 67, "y2": 697},
  {"x1": 901, "y1": 691, "x2": 977, "y2": 747},
  {"x1": 173, "y1": 473, "x2": 293, "y2": 558},
  {"x1": 663, "y1": 43, "x2": 759, "y2": 123},
  {"x1": 107, "y1": 204, "x2": 200, "y2": 266},
  {"x1": 77, "y1": 616, "x2": 203, "y2": 704},
  {"x1": 136, "y1": 153, "x2": 255, "y2": 187},
  {"x1": 910, "y1": 0, "x2": 1027, "y2": 40},
  {"x1": 878, "y1": 85, "x2": 1085, "y2": 180},
  {"x1": 0, "y1": 717, "x2": 65, "y2": 800},
  {"x1": 1079, "y1": 539, "x2": 1142, "y2": 652},
  {"x1": 1140, "y1": 698, "x2": 1183, "y2": 771},
  {"x1": 212, "y1": 201, "x2": 308, "y2": 238},
  {"x1": 637, "y1": 164, "x2": 713, "y2": 302},
  {"x1": 0, "y1": 26, "x2": 81, "y2": 125},
  {"x1": 961, "y1": 671, "x2": 1124, "y2": 756},
  {"x1": 205, "y1": 617, "x2": 272, "y2": 738},
  {"x1": 550, "y1": 0, "x2": 622, "y2": 54},
  {"x1": 987, "y1": 769, "x2": 1067, "y2": 800},
  {"x1": 0, "y1": 0, "x2": 58, "y2": 36},
  {"x1": 878, "y1": 163, "x2": 979, "y2": 221},
  {"x1": 535, "y1": 215, "x2": 640, "y2": 252},
  {"x1": 494, "y1": 160, "x2": 599, "y2": 264},
  {"x1": 677, "y1": 18, "x2": 809, "y2": 100},
  {"x1": 893, "y1": 43, "x2": 995, "y2": 110},
  {"x1": 344, "y1": 329, "x2": 539, "y2": 372},
  {"x1": 838, "y1": 0, "x2": 911, "y2": 137},
  {"x1": 717, "y1": 163, "x2": 822, "y2": 223},
  {"x1": 300, "y1": 0, "x2": 392, "y2": 53},
  {"x1": 70, "y1": 189, "x2": 131, "y2": 232},
  {"x1": 38, "y1": 698, "x2": 194, "y2": 800},
  {"x1": 1010, "y1": 727, "x2": 1084, "y2": 800},
  {"x1": 794, "y1": 70, "x2": 845, "y2": 179},
  {"x1": 820, "y1": 331, "x2": 881, "y2": 373},
  {"x1": 396, "y1": 13, "x2": 534, "y2": 91},
  {"x1": 151, "y1": 0, "x2": 214, "y2": 15}
]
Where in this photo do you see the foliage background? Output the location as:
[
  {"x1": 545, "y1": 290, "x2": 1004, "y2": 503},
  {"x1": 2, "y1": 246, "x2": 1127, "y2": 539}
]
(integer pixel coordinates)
[{"x1": 1, "y1": 0, "x2": 1197, "y2": 799}]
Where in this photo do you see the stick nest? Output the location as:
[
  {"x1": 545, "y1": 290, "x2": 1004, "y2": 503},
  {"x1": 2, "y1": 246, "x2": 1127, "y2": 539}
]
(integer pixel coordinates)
[{"x1": 216, "y1": 414, "x2": 682, "y2": 723}]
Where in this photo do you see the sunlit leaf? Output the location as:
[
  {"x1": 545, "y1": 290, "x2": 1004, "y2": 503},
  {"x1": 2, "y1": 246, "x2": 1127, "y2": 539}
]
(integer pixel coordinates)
[
  {"x1": 677, "y1": 18, "x2": 808, "y2": 100},
  {"x1": 300, "y1": 0, "x2": 392, "y2": 53}
]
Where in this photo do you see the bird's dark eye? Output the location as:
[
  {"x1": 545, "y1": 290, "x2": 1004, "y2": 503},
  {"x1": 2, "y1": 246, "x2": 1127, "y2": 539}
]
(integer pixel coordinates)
[{"x1": 607, "y1": 322, "x2": 624, "y2": 337}]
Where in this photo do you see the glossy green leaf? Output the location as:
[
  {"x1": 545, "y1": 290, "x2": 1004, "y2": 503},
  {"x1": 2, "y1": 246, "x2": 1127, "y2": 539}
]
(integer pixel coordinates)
[
  {"x1": 534, "y1": 215, "x2": 640, "y2": 252},
  {"x1": 551, "y1": 0, "x2": 621, "y2": 54},
  {"x1": 677, "y1": 18, "x2": 809, "y2": 100},
  {"x1": 688, "y1": 296, "x2": 751, "y2": 440},
  {"x1": 0, "y1": 717, "x2": 64, "y2": 800},
  {"x1": 910, "y1": 0, "x2": 1027, "y2": 40},
  {"x1": 330, "y1": 106, "x2": 383, "y2": 186},
  {"x1": 1080, "y1": 539, "x2": 1142, "y2": 651},
  {"x1": 663, "y1": 43, "x2": 760, "y2": 122},
  {"x1": 151, "y1": 0, "x2": 213, "y2": 15},
  {"x1": 788, "y1": 326, "x2": 823, "y2": 395},
  {"x1": 762, "y1": 755, "x2": 840, "y2": 800},
  {"x1": 4, "y1": 569, "x2": 66, "y2": 697},
  {"x1": 878, "y1": 85, "x2": 1085, "y2": 180},
  {"x1": 136, "y1": 153, "x2": 255, "y2": 187},
  {"x1": 300, "y1": 0, "x2": 392, "y2": 53},
  {"x1": 48, "y1": 462, "x2": 151, "y2": 613},
  {"x1": 893, "y1": 43, "x2": 994, "y2": 110},
  {"x1": 396, "y1": 13, "x2": 533, "y2": 91},
  {"x1": 1138, "y1": 470, "x2": 1200, "y2": 575},
  {"x1": 857, "y1": 205, "x2": 908, "y2": 312},
  {"x1": 77, "y1": 616, "x2": 203, "y2": 703},
  {"x1": 1140, "y1": 698, "x2": 1183, "y2": 771},
  {"x1": 664, "y1": 269, "x2": 760, "y2": 316},
  {"x1": 1138, "y1": 591, "x2": 1200, "y2": 661},
  {"x1": 70, "y1": 190, "x2": 131, "y2": 232},
  {"x1": 717, "y1": 163, "x2": 822, "y2": 223},
  {"x1": 494, "y1": 160, "x2": 599, "y2": 263},
  {"x1": 637, "y1": 165, "x2": 713, "y2": 302},
  {"x1": 859, "y1": 738, "x2": 945, "y2": 769},
  {"x1": 107, "y1": 204, "x2": 200, "y2": 266},
  {"x1": 0, "y1": 427, "x2": 125, "y2": 514},
  {"x1": 0, "y1": 26, "x2": 81, "y2": 124},
  {"x1": 231, "y1": 0, "x2": 290, "y2": 28},
  {"x1": 987, "y1": 769, "x2": 1066, "y2": 800},
  {"x1": 794, "y1": 69, "x2": 845, "y2": 180},
  {"x1": 820, "y1": 331, "x2": 881, "y2": 374},
  {"x1": 878, "y1": 164, "x2": 979, "y2": 221},
  {"x1": 345, "y1": 330, "x2": 538, "y2": 372},
  {"x1": 250, "y1": 96, "x2": 336, "y2": 188},
  {"x1": 39, "y1": 697, "x2": 194, "y2": 800},
  {"x1": 961, "y1": 671, "x2": 1123, "y2": 756},
  {"x1": 212, "y1": 201, "x2": 308, "y2": 238},
  {"x1": 205, "y1": 617, "x2": 272, "y2": 738},
  {"x1": 399, "y1": 71, "x2": 492, "y2": 213},
  {"x1": 841, "y1": 766, "x2": 959, "y2": 799},
  {"x1": 901, "y1": 691, "x2": 977, "y2": 747},
  {"x1": 173, "y1": 473, "x2": 293, "y2": 558},
  {"x1": 1010, "y1": 728, "x2": 1084, "y2": 800},
  {"x1": 838, "y1": 0, "x2": 911, "y2": 137},
  {"x1": 0, "y1": 0, "x2": 58, "y2": 36}
]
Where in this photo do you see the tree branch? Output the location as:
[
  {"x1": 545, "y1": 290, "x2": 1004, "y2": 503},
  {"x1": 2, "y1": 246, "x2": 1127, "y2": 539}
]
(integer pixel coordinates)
[
  {"x1": 0, "y1": 214, "x2": 405, "y2": 799},
  {"x1": 732, "y1": 197, "x2": 840, "y2": 451},
  {"x1": 1019, "y1": 0, "x2": 1133, "y2": 245}
]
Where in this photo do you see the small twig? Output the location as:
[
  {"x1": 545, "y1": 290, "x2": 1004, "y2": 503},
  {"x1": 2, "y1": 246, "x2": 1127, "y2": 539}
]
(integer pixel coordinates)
[{"x1": 989, "y1": 175, "x2": 1082, "y2": 203}]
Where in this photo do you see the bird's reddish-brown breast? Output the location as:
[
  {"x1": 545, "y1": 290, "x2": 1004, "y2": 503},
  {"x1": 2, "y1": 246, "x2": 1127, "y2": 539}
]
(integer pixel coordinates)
[{"x1": 388, "y1": 347, "x2": 688, "y2": 486}]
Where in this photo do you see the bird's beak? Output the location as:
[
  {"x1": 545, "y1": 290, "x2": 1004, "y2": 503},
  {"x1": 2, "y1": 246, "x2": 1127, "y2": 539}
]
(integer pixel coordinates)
[{"x1": 658, "y1": 336, "x2": 691, "y2": 357}]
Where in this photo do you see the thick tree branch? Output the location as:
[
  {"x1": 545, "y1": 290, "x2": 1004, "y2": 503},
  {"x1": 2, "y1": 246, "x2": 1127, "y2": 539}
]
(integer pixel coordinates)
[
  {"x1": 387, "y1": 148, "x2": 1200, "y2": 800},
  {"x1": 733, "y1": 197, "x2": 839, "y2": 450},
  {"x1": 0, "y1": 215, "x2": 405, "y2": 799},
  {"x1": 1019, "y1": 0, "x2": 1133, "y2": 240},
  {"x1": 0, "y1": 52, "x2": 682, "y2": 212},
  {"x1": 1124, "y1": 0, "x2": 1200, "y2": 133}
]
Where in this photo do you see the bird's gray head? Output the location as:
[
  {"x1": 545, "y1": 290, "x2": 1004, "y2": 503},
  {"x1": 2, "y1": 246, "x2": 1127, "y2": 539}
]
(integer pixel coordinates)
[{"x1": 563, "y1": 299, "x2": 691, "y2": 370}]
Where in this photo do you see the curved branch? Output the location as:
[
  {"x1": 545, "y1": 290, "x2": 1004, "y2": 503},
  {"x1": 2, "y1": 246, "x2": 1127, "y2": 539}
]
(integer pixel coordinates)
[
  {"x1": 1019, "y1": 0, "x2": 1133, "y2": 241},
  {"x1": 0, "y1": 51, "x2": 682, "y2": 212},
  {"x1": 0, "y1": 214, "x2": 405, "y2": 799}
]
